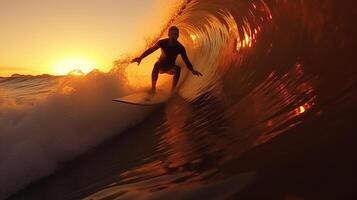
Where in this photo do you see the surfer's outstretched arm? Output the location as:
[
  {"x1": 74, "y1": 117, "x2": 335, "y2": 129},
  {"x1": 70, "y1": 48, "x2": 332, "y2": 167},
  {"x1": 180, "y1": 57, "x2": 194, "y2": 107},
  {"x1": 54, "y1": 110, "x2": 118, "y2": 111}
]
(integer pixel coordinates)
[
  {"x1": 132, "y1": 44, "x2": 160, "y2": 65},
  {"x1": 181, "y1": 48, "x2": 202, "y2": 76}
]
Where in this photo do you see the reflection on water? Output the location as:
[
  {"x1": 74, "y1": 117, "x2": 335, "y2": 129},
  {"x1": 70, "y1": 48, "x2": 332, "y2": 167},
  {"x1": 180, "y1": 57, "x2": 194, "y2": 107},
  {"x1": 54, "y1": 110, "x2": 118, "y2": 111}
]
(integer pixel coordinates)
[{"x1": 83, "y1": 94, "x2": 257, "y2": 200}]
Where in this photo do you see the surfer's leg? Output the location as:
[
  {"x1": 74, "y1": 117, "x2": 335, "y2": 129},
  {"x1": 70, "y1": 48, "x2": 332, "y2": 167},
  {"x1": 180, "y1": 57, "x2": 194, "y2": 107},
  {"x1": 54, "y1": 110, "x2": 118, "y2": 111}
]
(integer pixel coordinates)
[
  {"x1": 151, "y1": 63, "x2": 160, "y2": 93},
  {"x1": 172, "y1": 65, "x2": 181, "y2": 92}
]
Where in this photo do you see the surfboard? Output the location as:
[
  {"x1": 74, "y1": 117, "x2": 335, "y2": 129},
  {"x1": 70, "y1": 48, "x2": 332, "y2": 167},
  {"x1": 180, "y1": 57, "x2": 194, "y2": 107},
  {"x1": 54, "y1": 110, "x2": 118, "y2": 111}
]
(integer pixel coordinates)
[{"x1": 112, "y1": 91, "x2": 171, "y2": 105}]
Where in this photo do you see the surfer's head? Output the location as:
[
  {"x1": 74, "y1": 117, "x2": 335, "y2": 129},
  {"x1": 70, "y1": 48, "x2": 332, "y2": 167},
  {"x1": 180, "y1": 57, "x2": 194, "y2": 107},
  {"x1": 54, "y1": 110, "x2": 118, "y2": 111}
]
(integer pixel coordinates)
[{"x1": 168, "y1": 26, "x2": 179, "y2": 41}]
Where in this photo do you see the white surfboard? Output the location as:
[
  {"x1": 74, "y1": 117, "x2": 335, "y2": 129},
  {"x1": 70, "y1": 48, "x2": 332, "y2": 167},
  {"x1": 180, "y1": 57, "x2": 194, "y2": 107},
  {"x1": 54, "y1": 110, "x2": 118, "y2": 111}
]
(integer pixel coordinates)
[{"x1": 112, "y1": 91, "x2": 171, "y2": 105}]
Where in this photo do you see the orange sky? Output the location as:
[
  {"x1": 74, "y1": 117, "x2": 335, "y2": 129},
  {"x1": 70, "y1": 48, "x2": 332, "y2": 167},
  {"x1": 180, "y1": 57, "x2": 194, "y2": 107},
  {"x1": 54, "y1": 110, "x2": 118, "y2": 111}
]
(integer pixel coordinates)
[{"x1": 0, "y1": 0, "x2": 179, "y2": 77}]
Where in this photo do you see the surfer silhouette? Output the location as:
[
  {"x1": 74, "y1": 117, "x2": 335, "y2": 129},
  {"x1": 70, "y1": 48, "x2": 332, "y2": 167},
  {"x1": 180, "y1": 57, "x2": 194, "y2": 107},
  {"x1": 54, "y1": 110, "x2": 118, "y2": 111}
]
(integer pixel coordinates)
[{"x1": 131, "y1": 26, "x2": 202, "y2": 93}]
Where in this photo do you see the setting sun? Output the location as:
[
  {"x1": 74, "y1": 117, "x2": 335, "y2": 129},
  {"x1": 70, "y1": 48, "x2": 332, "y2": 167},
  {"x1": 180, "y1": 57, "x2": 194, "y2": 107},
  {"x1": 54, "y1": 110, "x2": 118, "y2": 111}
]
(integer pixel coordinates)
[
  {"x1": 53, "y1": 58, "x2": 96, "y2": 75},
  {"x1": 0, "y1": 1, "x2": 176, "y2": 77}
]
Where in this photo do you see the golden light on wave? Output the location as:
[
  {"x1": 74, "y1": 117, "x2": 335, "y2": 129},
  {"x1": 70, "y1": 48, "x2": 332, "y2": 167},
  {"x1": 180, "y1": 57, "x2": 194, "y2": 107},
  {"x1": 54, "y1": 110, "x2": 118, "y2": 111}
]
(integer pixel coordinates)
[
  {"x1": 295, "y1": 102, "x2": 313, "y2": 115},
  {"x1": 53, "y1": 58, "x2": 96, "y2": 75},
  {"x1": 236, "y1": 27, "x2": 258, "y2": 52},
  {"x1": 190, "y1": 34, "x2": 198, "y2": 41},
  {"x1": 298, "y1": 106, "x2": 306, "y2": 114}
]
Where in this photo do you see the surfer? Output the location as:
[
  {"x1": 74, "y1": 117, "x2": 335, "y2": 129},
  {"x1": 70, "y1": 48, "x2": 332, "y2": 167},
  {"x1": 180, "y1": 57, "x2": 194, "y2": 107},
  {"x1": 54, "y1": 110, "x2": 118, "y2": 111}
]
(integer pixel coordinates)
[{"x1": 131, "y1": 26, "x2": 202, "y2": 93}]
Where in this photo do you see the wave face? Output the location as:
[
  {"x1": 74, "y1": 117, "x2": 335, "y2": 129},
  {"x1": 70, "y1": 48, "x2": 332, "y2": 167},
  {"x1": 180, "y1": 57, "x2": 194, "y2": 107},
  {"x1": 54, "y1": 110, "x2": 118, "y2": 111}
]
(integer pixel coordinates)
[
  {"x1": 6, "y1": 0, "x2": 357, "y2": 199},
  {"x1": 174, "y1": 0, "x2": 356, "y2": 150}
]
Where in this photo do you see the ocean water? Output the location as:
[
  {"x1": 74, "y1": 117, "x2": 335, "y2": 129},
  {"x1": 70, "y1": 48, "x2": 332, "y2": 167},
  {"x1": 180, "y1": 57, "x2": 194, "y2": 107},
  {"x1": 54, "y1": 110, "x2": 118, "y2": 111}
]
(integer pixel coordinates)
[{"x1": 1, "y1": 0, "x2": 357, "y2": 199}]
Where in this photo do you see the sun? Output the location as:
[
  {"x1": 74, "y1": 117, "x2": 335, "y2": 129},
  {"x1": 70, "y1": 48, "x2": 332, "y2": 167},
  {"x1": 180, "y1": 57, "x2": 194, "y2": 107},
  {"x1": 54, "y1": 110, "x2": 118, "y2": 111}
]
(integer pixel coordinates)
[{"x1": 53, "y1": 58, "x2": 96, "y2": 75}]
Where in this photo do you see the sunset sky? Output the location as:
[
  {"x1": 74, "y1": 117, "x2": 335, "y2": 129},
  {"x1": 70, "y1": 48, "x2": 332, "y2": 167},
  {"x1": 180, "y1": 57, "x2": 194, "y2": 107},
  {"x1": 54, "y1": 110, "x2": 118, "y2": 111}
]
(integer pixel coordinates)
[{"x1": 0, "y1": 0, "x2": 177, "y2": 77}]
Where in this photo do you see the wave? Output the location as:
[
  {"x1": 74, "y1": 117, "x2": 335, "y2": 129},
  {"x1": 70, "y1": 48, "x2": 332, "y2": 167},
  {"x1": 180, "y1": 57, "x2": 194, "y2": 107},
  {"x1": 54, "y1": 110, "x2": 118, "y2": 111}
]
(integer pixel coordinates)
[
  {"x1": 81, "y1": 0, "x2": 357, "y2": 199},
  {"x1": 173, "y1": 0, "x2": 356, "y2": 148},
  {"x1": 0, "y1": 71, "x2": 158, "y2": 199},
  {"x1": 3, "y1": 0, "x2": 357, "y2": 199}
]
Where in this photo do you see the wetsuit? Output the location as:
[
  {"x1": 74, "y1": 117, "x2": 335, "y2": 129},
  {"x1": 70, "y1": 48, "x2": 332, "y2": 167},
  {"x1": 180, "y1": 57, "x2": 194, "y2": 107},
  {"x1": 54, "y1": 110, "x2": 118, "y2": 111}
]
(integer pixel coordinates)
[
  {"x1": 140, "y1": 38, "x2": 194, "y2": 72},
  {"x1": 155, "y1": 39, "x2": 193, "y2": 71}
]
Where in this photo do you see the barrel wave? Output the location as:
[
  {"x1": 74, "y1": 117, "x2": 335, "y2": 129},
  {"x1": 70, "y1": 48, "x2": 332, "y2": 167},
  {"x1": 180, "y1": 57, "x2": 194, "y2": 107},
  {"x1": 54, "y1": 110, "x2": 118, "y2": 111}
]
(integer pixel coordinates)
[{"x1": 5, "y1": 0, "x2": 357, "y2": 199}]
